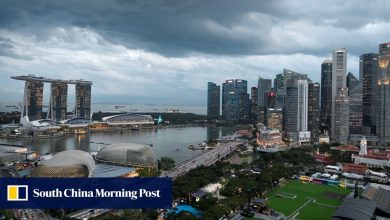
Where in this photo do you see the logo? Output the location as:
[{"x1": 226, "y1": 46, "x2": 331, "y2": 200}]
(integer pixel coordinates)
[{"x1": 7, "y1": 185, "x2": 28, "y2": 201}]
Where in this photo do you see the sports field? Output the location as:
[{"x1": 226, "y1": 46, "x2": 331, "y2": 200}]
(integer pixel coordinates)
[{"x1": 267, "y1": 180, "x2": 350, "y2": 220}]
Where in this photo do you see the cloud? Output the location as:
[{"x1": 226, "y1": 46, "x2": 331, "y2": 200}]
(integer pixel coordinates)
[{"x1": 0, "y1": 0, "x2": 389, "y2": 105}]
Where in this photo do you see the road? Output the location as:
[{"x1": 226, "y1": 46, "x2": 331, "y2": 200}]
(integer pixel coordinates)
[
  {"x1": 68, "y1": 209, "x2": 111, "y2": 219},
  {"x1": 14, "y1": 209, "x2": 50, "y2": 220},
  {"x1": 161, "y1": 140, "x2": 243, "y2": 178}
]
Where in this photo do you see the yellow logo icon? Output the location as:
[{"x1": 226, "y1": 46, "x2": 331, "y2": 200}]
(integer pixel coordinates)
[{"x1": 7, "y1": 185, "x2": 28, "y2": 201}]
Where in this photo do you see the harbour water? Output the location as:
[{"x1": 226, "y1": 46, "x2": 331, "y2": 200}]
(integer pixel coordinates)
[
  {"x1": 0, "y1": 102, "x2": 207, "y2": 115},
  {"x1": 0, "y1": 126, "x2": 235, "y2": 163}
]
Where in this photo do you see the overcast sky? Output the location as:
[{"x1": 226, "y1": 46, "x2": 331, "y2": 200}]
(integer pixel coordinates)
[{"x1": 1, "y1": 0, "x2": 390, "y2": 105}]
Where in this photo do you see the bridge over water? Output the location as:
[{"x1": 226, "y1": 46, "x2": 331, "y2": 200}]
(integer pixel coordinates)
[{"x1": 161, "y1": 140, "x2": 243, "y2": 178}]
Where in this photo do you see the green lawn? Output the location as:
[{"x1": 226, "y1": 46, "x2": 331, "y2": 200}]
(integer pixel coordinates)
[{"x1": 266, "y1": 180, "x2": 350, "y2": 220}]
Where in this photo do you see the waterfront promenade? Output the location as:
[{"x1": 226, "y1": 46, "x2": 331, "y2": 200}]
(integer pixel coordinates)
[{"x1": 160, "y1": 140, "x2": 243, "y2": 178}]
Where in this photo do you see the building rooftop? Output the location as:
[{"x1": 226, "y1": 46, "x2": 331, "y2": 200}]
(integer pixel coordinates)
[
  {"x1": 333, "y1": 198, "x2": 377, "y2": 220},
  {"x1": 11, "y1": 75, "x2": 92, "y2": 85},
  {"x1": 95, "y1": 143, "x2": 157, "y2": 168},
  {"x1": 31, "y1": 150, "x2": 95, "y2": 177},
  {"x1": 90, "y1": 163, "x2": 136, "y2": 177},
  {"x1": 331, "y1": 145, "x2": 360, "y2": 152},
  {"x1": 342, "y1": 163, "x2": 368, "y2": 175}
]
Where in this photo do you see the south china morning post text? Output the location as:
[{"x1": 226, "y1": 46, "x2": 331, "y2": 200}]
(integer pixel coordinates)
[
  {"x1": 0, "y1": 178, "x2": 172, "y2": 209},
  {"x1": 32, "y1": 188, "x2": 161, "y2": 200}
]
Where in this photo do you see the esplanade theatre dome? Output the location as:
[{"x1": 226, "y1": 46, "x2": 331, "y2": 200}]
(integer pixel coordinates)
[
  {"x1": 95, "y1": 143, "x2": 157, "y2": 168},
  {"x1": 31, "y1": 150, "x2": 95, "y2": 177}
]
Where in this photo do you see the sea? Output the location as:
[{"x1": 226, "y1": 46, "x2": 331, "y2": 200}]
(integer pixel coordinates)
[{"x1": 0, "y1": 102, "x2": 207, "y2": 115}]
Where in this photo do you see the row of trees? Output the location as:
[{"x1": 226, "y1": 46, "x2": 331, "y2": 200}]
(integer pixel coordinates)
[{"x1": 171, "y1": 146, "x2": 318, "y2": 219}]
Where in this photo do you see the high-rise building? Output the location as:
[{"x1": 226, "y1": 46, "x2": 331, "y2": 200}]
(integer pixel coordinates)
[
  {"x1": 250, "y1": 87, "x2": 258, "y2": 122},
  {"x1": 274, "y1": 73, "x2": 285, "y2": 108},
  {"x1": 308, "y1": 83, "x2": 320, "y2": 143},
  {"x1": 12, "y1": 75, "x2": 92, "y2": 125},
  {"x1": 222, "y1": 79, "x2": 250, "y2": 124},
  {"x1": 334, "y1": 88, "x2": 349, "y2": 144},
  {"x1": 75, "y1": 84, "x2": 92, "y2": 120},
  {"x1": 274, "y1": 69, "x2": 309, "y2": 108},
  {"x1": 265, "y1": 91, "x2": 276, "y2": 109},
  {"x1": 23, "y1": 80, "x2": 44, "y2": 121},
  {"x1": 257, "y1": 77, "x2": 272, "y2": 108},
  {"x1": 349, "y1": 83, "x2": 363, "y2": 134},
  {"x1": 360, "y1": 53, "x2": 379, "y2": 135},
  {"x1": 266, "y1": 108, "x2": 283, "y2": 131},
  {"x1": 331, "y1": 48, "x2": 348, "y2": 142},
  {"x1": 377, "y1": 42, "x2": 390, "y2": 146},
  {"x1": 257, "y1": 77, "x2": 271, "y2": 124},
  {"x1": 347, "y1": 72, "x2": 359, "y2": 94},
  {"x1": 49, "y1": 82, "x2": 68, "y2": 122},
  {"x1": 285, "y1": 79, "x2": 310, "y2": 144},
  {"x1": 320, "y1": 60, "x2": 332, "y2": 134},
  {"x1": 207, "y1": 82, "x2": 220, "y2": 122}
]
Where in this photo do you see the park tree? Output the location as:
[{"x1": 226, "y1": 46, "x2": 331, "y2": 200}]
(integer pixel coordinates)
[{"x1": 158, "y1": 157, "x2": 176, "y2": 171}]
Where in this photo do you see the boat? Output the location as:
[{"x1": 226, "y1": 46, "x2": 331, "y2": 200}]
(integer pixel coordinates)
[
  {"x1": 74, "y1": 129, "x2": 88, "y2": 135},
  {"x1": 114, "y1": 105, "x2": 125, "y2": 109}
]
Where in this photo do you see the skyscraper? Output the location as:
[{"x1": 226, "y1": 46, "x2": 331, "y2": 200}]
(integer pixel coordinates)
[
  {"x1": 250, "y1": 87, "x2": 258, "y2": 122},
  {"x1": 320, "y1": 60, "x2": 332, "y2": 135},
  {"x1": 349, "y1": 83, "x2": 363, "y2": 135},
  {"x1": 207, "y1": 82, "x2": 220, "y2": 122},
  {"x1": 331, "y1": 48, "x2": 348, "y2": 142},
  {"x1": 377, "y1": 42, "x2": 390, "y2": 146},
  {"x1": 23, "y1": 80, "x2": 44, "y2": 121},
  {"x1": 285, "y1": 79, "x2": 310, "y2": 144},
  {"x1": 360, "y1": 53, "x2": 378, "y2": 135},
  {"x1": 257, "y1": 77, "x2": 271, "y2": 124},
  {"x1": 12, "y1": 75, "x2": 92, "y2": 125},
  {"x1": 49, "y1": 82, "x2": 68, "y2": 122},
  {"x1": 222, "y1": 79, "x2": 250, "y2": 124},
  {"x1": 347, "y1": 72, "x2": 359, "y2": 94},
  {"x1": 265, "y1": 91, "x2": 276, "y2": 109},
  {"x1": 334, "y1": 88, "x2": 349, "y2": 143},
  {"x1": 308, "y1": 83, "x2": 320, "y2": 143},
  {"x1": 75, "y1": 84, "x2": 92, "y2": 120},
  {"x1": 274, "y1": 69, "x2": 309, "y2": 108},
  {"x1": 257, "y1": 77, "x2": 272, "y2": 108}
]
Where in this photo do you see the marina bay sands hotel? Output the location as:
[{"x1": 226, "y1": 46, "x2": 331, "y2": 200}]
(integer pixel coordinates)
[{"x1": 11, "y1": 75, "x2": 92, "y2": 122}]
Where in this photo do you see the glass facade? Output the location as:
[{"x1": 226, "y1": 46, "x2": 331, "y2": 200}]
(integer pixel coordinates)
[
  {"x1": 334, "y1": 88, "x2": 349, "y2": 144},
  {"x1": 257, "y1": 77, "x2": 272, "y2": 107},
  {"x1": 285, "y1": 79, "x2": 308, "y2": 143},
  {"x1": 360, "y1": 53, "x2": 378, "y2": 135},
  {"x1": 222, "y1": 79, "x2": 250, "y2": 123},
  {"x1": 250, "y1": 87, "x2": 258, "y2": 122},
  {"x1": 377, "y1": 42, "x2": 390, "y2": 145},
  {"x1": 308, "y1": 83, "x2": 320, "y2": 143},
  {"x1": 347, "y1": 72, "x2": 359, "y2": 93},
  {"x1": 349, "y1": 83, "x2": 363, "y2": 135},
  {"x1": 207, "y1": 82, "x2": 220, "y2": 122},
  {"x1": 320, "y1": 60, "x2": 332, "y2": 135}
]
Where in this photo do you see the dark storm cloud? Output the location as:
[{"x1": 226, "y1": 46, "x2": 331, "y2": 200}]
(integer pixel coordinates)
[
  {"x1": 1, "y1": 0, "x2": 390, "y2": 104},
  {"x1": 1, "y1": 0, "x2": 390, "y2": 57}
]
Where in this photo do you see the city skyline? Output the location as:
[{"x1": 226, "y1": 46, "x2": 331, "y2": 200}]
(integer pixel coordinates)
[{"x1": 1, "y1": 1, "x2": 390, "y2": 105}]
